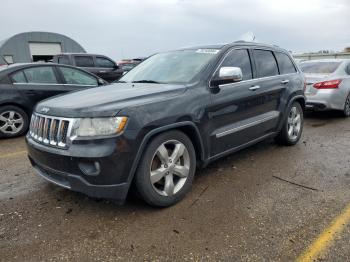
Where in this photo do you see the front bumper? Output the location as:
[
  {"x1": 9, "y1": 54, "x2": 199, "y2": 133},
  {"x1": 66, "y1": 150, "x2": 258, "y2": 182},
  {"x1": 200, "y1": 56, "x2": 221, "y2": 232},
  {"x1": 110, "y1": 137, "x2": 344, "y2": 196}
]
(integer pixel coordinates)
[{"x1": 26, "y1": 134, "x2": 138, "y2": 203}]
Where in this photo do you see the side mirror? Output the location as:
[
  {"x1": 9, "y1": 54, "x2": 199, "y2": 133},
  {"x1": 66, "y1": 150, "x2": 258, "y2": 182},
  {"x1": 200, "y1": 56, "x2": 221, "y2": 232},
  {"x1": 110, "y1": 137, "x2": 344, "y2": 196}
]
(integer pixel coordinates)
[
  {"x1": 113, "y1": 64, "x2": 119, "y2": 70},
  {"x1": 210, "y1": 67, "x2": 243, "y2": 87},
  {"x1": 346, "y1": 65, "x2": 350, "y2": 75},
  {"x1": 98, "y1": 78, "x2": 105, "y2": 86}
]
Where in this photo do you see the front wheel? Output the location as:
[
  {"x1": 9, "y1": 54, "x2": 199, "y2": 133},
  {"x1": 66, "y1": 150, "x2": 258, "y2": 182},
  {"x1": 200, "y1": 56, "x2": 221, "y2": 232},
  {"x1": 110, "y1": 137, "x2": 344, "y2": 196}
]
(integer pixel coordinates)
[
  {"x1": 275, "y1": 102, "x2": 304, "y2": 146},
  {"x1": 134, "y1": 130, "x2": 196, "y2": 207},
  {"x1": 0, "y1": 105, "x2": 29, "y2": 138}
]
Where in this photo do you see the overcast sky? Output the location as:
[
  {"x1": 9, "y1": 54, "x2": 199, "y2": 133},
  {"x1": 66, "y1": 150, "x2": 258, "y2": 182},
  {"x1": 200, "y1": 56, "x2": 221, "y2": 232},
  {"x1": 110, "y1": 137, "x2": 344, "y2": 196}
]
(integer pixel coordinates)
[{"x1": 0, "y1": 0, "x2": 349, "y2": 60}]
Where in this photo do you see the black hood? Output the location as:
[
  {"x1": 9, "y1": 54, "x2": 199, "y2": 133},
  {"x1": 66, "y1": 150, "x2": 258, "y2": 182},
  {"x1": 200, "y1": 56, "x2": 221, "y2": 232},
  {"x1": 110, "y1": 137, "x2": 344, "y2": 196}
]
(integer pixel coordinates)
[{"x1": 35, "y1": 83, "x2": 187, "y2": 118}]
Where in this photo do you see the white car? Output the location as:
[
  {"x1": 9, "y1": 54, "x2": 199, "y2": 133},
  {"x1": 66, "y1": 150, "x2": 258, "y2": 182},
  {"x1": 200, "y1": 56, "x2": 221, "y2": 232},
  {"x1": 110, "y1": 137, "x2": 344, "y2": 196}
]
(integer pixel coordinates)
[{"x1": 300, "y1": 59, "x2": 350, "y2": 116}]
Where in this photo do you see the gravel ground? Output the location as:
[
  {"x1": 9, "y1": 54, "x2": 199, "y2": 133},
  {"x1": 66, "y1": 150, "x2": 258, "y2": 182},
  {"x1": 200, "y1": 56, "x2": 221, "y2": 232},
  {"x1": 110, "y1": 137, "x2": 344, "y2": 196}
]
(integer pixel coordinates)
[{"x1": 1, "y1": 111, "x2": 350, "y2": 261}]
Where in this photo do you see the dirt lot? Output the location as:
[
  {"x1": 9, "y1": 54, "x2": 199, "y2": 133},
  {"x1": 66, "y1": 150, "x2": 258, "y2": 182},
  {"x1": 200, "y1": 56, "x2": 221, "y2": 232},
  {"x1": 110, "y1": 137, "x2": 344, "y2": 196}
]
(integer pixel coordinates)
[{"x1": 1, "y1": 112, "x2": 350, "y2": 261}]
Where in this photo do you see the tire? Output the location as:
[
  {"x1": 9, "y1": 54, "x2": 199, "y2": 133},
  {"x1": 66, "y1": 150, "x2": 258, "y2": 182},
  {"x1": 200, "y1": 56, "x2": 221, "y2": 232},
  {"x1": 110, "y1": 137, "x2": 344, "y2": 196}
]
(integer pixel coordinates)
[
  {"x1": 0, "y1": 105, "x2": 29, "y2": 138},
  {"x1": 275, "y1": 102, "x2": 303, "y2": 146},
  {"x1": 134, "y1": 130, "x2": 196, "y2": 207},
  {"x1": 343, "y1": 93, "x2": 350, "y2": 117}
]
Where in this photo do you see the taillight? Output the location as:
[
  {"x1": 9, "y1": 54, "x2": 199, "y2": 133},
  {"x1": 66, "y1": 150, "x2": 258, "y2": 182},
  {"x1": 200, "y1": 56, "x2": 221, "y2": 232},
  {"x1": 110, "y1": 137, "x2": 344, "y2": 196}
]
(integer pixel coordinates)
[{"x1": 313, "y1": 79, "x2": 342, "y2": 89}]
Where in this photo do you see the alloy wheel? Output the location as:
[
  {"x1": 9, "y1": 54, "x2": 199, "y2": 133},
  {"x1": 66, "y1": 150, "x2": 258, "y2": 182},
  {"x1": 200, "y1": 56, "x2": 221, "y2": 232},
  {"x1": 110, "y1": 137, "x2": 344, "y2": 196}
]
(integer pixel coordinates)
[
  {"x1": 0, "y1": 111, "x2": 24, "y2": 135},
  {"x1": 150, "y1": 140, "x2": 190, "y2": 196},
  {"x1": 287, "y1": 106, "x2": 302, "y2": 141}
]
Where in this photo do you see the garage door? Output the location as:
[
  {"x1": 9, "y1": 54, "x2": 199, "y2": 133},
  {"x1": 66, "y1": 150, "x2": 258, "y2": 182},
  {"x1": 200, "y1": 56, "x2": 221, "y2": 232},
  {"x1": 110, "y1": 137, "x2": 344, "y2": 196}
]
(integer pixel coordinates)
[
  {"x1": 29, "y1": 42, "x2": 62, "y2": 56},
  {"x1": 29, "y1": 42, "x2": 62, "y2": 62}
]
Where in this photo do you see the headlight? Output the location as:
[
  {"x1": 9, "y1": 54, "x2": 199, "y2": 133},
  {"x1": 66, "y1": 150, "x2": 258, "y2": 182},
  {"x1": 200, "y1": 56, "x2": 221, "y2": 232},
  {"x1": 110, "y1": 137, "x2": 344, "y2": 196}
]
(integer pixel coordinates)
[{"x1": 71, "y1": 117, "x2": 128, "y2": 137}]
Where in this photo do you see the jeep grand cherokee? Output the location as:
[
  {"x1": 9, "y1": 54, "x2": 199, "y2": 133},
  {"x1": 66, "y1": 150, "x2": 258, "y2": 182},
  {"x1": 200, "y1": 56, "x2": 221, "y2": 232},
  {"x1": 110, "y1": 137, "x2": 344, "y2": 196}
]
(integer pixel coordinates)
[{"x1": 26, "y1": 42, "x2": 305, "y2": 207}]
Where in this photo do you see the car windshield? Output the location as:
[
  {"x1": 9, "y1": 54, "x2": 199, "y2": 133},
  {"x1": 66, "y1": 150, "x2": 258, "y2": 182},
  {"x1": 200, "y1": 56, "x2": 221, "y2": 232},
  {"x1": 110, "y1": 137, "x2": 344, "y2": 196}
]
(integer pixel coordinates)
[
  {"x1": 120, "y1": 49, "x2": 220, "y2": 84},
  {"x1": 299, "y1": 61, "x2": 341, "y2": 74}
]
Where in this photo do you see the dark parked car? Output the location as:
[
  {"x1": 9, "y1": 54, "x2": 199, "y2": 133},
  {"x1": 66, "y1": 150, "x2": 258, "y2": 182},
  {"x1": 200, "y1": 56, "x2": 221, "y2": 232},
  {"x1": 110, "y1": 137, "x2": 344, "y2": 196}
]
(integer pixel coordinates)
[
  {"x1": 52, "y1": 53, "x2": 123, "y2": 82},
  {"x1": 26, "y1": 42, "x2": 305, "y2": 207},
  {"x1": 0, "y1": 63, "x2": 106, "y2": 137}
]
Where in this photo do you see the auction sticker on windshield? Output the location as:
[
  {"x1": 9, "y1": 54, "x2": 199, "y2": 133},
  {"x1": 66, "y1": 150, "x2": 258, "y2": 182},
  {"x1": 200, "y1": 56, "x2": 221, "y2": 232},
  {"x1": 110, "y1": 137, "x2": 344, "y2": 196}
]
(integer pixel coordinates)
[{"x1": 195, "y1": 49, "x2": 220, "y2": 54}]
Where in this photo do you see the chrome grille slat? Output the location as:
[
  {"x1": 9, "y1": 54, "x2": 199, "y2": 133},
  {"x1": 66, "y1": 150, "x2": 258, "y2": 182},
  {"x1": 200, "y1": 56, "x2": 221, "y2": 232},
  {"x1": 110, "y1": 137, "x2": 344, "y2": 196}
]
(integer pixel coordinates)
[{"x1": 29, "y1": 113, "x2": 73, "y2": 149}]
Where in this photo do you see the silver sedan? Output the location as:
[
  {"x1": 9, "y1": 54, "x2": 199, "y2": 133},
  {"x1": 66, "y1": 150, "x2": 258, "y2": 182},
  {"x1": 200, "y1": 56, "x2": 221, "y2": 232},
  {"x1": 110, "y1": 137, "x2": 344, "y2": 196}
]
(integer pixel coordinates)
[{"x1": 300, "y1": 59, "x2": 350, "y2": 116}]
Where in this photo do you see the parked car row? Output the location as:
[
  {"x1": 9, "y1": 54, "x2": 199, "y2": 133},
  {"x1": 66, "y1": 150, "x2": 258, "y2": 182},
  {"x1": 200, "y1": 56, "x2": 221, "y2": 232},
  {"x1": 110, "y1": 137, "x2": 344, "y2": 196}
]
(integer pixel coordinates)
[
  {"x1": 117, "y1": 58, "x2": 145, "y2": 72},
  {"x1": 2, "y1": 41, "x2": 349, "y2": 207}
]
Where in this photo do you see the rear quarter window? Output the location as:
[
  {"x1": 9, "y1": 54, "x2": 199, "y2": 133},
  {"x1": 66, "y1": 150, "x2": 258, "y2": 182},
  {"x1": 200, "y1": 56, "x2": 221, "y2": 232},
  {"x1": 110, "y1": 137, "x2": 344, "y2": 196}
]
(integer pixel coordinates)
[
  {"x1": 275, "y1": 52, "x2": 297, "y2": 74},
  {"x1": 253, "y1": 50, "x2": 279, "y2": 78}
]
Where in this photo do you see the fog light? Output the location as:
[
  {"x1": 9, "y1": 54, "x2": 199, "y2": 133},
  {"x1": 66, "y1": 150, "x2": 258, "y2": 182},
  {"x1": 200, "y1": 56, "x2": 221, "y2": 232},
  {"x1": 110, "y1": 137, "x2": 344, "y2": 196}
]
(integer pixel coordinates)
[{"x1": 78, "y1": 161, "x2": 101, "y2": 176}]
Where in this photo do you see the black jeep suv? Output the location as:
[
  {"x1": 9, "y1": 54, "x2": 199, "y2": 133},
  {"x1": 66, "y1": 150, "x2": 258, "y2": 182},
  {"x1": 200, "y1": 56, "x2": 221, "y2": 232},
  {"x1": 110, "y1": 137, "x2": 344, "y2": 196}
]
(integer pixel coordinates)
[{"x1": 26, "y1": 42, "x2": 305, "y2": 207}]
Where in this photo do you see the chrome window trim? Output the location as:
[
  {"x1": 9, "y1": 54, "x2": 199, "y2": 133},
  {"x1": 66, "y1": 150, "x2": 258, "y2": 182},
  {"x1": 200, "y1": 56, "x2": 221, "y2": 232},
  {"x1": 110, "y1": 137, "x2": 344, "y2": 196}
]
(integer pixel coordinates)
[
  {"x1": 215, "y1": 112, "x2": 280, "y2": 138},
  {"x1": 217, "y1": 73, "x2": 296, "y2": 88},
  {"x1": 13, "y1": 83, "x2": 97, "y2": 87},
  {"x1": 13, "y1": 83, "x2": 63, "y2": 86},
  {"x1": 209, "y1": 46, "x2": 299, "y2": 89},
  {"x1": 62, "y1": 84, "x2": 97, "y2": 87}
]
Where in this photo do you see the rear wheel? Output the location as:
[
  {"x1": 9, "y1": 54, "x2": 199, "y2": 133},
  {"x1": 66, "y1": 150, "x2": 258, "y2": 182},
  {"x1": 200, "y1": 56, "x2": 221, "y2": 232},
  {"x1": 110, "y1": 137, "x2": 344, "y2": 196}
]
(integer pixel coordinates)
[
  {"x1": 275, "y1": 102, "x2": 303, "y2": 146},
  {"x1": 134, "y1": 130, "x2": 196, "y2": 207},
  {"x1": 0, "y1": 106, "x2": 29, "y2": 138},
  {"x1": 343, "y1": 93, "x2": 350, "y2": 117}
]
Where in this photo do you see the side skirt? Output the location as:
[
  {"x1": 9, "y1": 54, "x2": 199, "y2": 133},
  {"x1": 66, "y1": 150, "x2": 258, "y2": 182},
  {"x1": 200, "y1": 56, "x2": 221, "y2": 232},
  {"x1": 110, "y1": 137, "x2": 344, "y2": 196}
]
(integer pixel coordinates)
[{"x1": 202, "y1": 132, "x2": 277, "y2": 167}]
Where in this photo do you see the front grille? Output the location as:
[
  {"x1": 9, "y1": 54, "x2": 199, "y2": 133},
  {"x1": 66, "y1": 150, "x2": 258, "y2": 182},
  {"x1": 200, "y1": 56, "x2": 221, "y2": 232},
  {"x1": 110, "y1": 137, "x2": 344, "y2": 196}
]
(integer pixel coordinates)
[{"x1": 29, "y1": 113, "x2": 73, "y2": 149}]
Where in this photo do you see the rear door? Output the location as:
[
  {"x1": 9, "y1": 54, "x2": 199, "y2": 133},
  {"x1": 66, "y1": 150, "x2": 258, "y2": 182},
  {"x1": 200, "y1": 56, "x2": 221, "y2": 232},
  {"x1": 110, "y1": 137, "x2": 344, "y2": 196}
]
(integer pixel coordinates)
[
  {"x1": 250, "y1": 48, "x2": 288, "y2": 122},
  {"x1": 10, "y1": 65, "x2": 65, "y2": 105},
  {"x1": 56, "y1": 66, "x2": 99, "y2": 91}
]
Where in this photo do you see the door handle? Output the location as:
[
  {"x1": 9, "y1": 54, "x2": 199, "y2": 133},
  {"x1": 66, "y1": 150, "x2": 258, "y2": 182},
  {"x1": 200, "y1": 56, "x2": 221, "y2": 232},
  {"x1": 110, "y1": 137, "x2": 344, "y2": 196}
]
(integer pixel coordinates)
[
  {"x1": 249, "y1": 85, "x2": 260, "y2": 91},
  {"x1": 281, "y1": 79, "x2": 290, "y2": 84}
]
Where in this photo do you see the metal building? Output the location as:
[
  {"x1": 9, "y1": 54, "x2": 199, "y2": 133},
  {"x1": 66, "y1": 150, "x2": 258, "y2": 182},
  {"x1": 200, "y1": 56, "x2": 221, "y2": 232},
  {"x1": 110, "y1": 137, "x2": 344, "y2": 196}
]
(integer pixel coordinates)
[{"x1": 0, "y1": 31, "x2": 86, "y2": 65}]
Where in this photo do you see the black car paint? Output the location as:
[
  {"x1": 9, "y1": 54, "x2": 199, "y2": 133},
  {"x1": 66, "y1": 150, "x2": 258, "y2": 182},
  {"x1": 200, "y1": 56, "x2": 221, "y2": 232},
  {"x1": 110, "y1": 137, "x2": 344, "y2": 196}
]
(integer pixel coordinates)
[
  {"x1": 26, "y1": 43, "x2": 305, "y2": 203},
  {"x1": 0, "y1": 63, "x2": 104, "y2": 116},
  {"x1": 52, "y1": 54, "x2": 123, "y2": 82}
]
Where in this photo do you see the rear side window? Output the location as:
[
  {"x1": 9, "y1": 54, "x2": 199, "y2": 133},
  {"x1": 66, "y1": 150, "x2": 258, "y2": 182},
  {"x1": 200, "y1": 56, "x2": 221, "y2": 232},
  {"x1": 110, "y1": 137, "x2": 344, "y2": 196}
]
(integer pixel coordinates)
[
  {"x1": 96, "y1": 57, "x2": 115, "y2": 68},
  {"x1": 23, "y1": 67, "x2": 58, "y2": 84},
  {"x1": 253, "y1": 50, "x2": 279, "y2": 78},
  {"x1": 60, "y1": 67, "x2": 98, "y2": 86},
  {"x1": 299, "y1": 62, "x2": 341, "y2": 74},
  {"x1": 58, "y1": 56, "x2": 70, "y2": 65},
  {"x1": 275, "y1": 52, "x2": 297, "y2": 74},
  {"x1": 11, "y1": 71, "x2": 27, "y2": 83},
  {"x1": 75, "y1": 56, "x2": 94, "y2": 67},
  {"x1": 221, "y1": 49, "x2": 252, "y2": 80}
]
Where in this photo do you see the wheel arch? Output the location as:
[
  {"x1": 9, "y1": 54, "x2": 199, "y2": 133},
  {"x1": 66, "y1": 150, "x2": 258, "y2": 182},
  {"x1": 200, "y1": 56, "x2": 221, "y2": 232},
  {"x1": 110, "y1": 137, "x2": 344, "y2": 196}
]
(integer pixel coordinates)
[
  {"x1": 0, "y1": 102, "x2": 32, "y2": 117},
  {"x1": 126, "y1": 121, "x2": 205, "y2": 187},
  {"x1": 277, "y1": 94, "x2": 305, "y2": 132}
]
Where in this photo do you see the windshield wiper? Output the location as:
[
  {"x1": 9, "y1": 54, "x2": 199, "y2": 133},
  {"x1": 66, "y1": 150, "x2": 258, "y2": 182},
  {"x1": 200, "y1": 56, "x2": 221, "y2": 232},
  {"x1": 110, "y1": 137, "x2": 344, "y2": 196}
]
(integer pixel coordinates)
[
  {"x1": 114, "y1": 80, "x2": 127, "y2": 83},
  {"x1": 132, "y1": 80, "x2": 162, "y2": 84}
]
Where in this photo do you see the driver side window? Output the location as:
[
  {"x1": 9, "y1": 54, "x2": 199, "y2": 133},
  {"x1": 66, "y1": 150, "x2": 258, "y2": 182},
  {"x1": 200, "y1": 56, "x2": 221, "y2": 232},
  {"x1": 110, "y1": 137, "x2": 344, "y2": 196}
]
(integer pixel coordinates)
[
  {"x1": 221, "y1": 49, "x2": 253, "y2": 80},
  {"x1": 59, "y1": 67, "x2": 98, "y2": 86}
]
